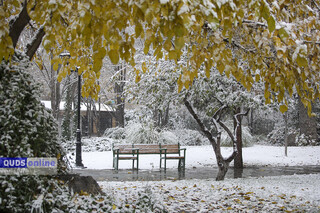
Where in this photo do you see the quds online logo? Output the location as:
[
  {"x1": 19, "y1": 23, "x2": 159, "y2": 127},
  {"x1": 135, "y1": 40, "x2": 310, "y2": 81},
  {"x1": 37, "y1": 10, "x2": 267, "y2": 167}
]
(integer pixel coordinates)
[{"x1": 0, "y1": 157, "x2": 57, "y2": 175}]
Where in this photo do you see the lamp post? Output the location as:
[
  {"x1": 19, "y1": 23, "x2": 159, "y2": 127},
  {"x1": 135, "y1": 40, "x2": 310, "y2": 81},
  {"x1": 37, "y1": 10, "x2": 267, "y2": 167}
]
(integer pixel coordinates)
[
  {"x1": 75, "y1": 67, "x2": 84, "y2": 167},
  {"x1": 59, "y1": 53, "x2": 84, "y2": 168}
]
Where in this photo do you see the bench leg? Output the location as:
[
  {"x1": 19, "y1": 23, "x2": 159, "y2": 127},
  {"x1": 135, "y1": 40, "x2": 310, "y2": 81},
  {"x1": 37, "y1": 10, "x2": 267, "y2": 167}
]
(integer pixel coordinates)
[
  {"x1": 114, "y1": 158, "x2": 118, "y2": 170},
  {"x1": 137, "y1": 158, "x2": 139, "y2": 170},
  {"x1": 164, "y1": 159, "x2": 167, "y2": 170},
  {"x1": 178, "y1": 159, "x2": 185, "y2": 171}
]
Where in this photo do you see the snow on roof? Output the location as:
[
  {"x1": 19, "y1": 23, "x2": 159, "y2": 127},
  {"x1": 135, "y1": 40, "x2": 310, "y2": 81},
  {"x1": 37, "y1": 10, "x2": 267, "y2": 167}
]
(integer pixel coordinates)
[{"x1": 41, "y1": 100, "x2": 115, "y2": 112}]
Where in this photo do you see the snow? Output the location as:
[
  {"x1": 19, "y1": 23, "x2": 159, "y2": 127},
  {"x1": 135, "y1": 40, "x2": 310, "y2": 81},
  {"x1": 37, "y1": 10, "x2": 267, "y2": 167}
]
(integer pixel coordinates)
[
  {"x1": 177, "y1": 4, "x2": 189, "y2": 16},
  {"x1": 67, "y1": 142, "x2": 320, "y2": 211},
  {"x1": 100, "y1": 174, "x2": 320, "y2": 212},
  {"x1": 68, "y1": 145, "x2": 320, "y2": 170},
  {"x1": 159, "y1": 0, "x2": 169, "y2": 4}
]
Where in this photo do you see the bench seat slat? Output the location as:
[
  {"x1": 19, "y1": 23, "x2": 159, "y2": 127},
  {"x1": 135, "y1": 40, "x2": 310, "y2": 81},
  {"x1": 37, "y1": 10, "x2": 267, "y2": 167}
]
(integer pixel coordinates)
[
  {"x1": 162, "y1": 156, "x2": 185, "y2": 159},
  {"x1": 118, "y1": 156, "x2": 137, "y2": 160}
]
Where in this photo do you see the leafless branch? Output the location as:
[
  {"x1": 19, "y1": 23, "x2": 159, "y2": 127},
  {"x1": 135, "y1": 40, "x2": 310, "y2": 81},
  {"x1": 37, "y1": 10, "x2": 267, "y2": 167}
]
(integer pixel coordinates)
[
  {"x1": 184, "y1": 95, "x2": 217, "y2": 149},
  {"x1": 242, "y1": 20, "x2": 268, "y2": 28},
  {"x1": 312, "y1": 0, "x2": 320, "y2": 12},
  {"x1": 213, "y1": 105, "x2": 228, "y2": 121},
  {"x1": 223, "y1": 38, "x2": 256, "y2": 53}
]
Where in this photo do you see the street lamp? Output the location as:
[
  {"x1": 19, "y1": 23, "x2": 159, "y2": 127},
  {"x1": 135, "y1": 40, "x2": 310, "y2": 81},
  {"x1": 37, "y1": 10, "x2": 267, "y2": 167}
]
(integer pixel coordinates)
[
  {"x1": 75, "y1": 67, "x2": 84, "y2": 168},
  {"x1": 59, "y1": 53, "x2": 84, "y2": 168}
]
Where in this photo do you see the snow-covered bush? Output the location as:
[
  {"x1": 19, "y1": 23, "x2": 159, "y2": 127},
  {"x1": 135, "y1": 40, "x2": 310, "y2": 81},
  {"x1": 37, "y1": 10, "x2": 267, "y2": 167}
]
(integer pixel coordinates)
[
  {"x1": 221, "y1": 125, "x2": 254, "y2": 147},
  {"x1": 0, "y1": 53, "x2": 63, "y2": 158},
  {"x1": 104, "y1": 126, "x2": 126, "y2": 140},
  {"x1": 125, "y1": 122, "x2": 160, "y2": 144},
  {"x1": 0, "y1": 53, "x2": 68, "y2": 212},
  {"x1": 267, "y1": 127, "x2": 296, "y2": 146},
  {"x1": 267, "y1": 127, "x2": 319, "y2": 146},
  {"x1": 296, "y1": 134, "x2": 319, "y2": 146},
  {"x1": 173, "y1": 129, "x2": 209, "y2": 146},
  {"x1": 63, "y1": 137, "x2": 114, "y2": 154}
]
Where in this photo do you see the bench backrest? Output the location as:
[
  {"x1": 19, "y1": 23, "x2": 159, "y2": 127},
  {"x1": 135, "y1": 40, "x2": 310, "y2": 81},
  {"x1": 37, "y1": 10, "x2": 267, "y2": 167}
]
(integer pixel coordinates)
[
  {"x1": 134, "y1": 144, "x2": 161, "y2": 154},
  {"x1": 113, "y1": 144, "x2": 134, "y2": 154},
  {"x1": 160, "y1": 144, "x2": 180, "y2": 154},
  {"x1": 113, "y1": 144, "x2": 181, "y2": 154}
]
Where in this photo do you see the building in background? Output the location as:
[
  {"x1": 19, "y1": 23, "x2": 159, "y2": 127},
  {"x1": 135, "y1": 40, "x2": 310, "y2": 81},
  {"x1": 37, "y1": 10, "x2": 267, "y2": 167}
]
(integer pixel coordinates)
[{"x1": 41, "y1": 100, "x2": 116, "y2": 136}]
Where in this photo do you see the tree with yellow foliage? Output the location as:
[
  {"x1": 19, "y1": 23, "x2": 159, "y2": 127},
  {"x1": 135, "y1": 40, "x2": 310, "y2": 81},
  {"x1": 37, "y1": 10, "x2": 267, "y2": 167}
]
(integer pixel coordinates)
[{"x1": 2, "y1": 0, "x2": 320, "y2": 114}]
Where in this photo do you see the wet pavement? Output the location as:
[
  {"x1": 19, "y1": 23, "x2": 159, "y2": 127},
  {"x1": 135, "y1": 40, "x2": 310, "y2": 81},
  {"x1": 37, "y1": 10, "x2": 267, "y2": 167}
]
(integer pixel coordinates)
[{"x1": 72, "y1": 165, "x2": 320, "y2": 182}]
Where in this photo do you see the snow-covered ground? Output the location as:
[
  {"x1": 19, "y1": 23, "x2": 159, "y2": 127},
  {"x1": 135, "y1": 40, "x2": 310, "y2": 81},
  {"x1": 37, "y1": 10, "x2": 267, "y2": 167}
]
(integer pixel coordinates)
[
  {"x1": 68, "y1": 145, "x2": 320, "y2": 170},
  {"x1": 101, "y1": 174, "x2": 320, "y2": 212},
  {"x1": 66, "y1": 144, "x2": 320, "y2": 212}
]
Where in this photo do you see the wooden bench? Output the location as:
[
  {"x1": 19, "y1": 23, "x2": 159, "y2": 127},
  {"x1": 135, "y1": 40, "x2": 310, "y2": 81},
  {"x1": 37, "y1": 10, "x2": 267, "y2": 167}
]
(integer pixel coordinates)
[{"x1": 112, "y1": 143, "x2": 186, "y2": 170}]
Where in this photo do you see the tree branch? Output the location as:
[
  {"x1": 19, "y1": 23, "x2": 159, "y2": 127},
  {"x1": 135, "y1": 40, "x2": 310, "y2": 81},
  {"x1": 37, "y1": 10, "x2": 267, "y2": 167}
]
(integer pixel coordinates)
[
  {"x1": 242, "y1": 20, "x2": 268, "y2": 28},
  {"x1": 223, "y1": 38, "x2": 256, "y2": 53},
  {"x1": 184, "y1": 95, "x2": 217, "y2": 149},
  {"x1": 9, "y1": 0, "x2": 30, "y2": 48},
  {"x1": 26, "y1": 26, "x2": 45, "y2": 59},
  {"x1": 312, "y1": 0, "x2": 320, "y2": 12},
  {"x1": 213, "y1": 105, "x2": 227, "y2": 122}
]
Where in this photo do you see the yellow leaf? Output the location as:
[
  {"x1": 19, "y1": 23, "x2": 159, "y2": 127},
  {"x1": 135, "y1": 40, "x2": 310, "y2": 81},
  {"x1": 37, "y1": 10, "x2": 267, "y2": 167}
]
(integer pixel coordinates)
[
  {"x1": 279, "y1": 104, "x2": 288, "y2": 113},
  {"x1": 267, "y1": 16, "x2": 275, "y2": 33},
  {"x1": 261, "y1": 4, "x2": 270, "y2": 20},
  {"x1": 142, "y1": 62, "x2": 147, "y2": 73},
  {"x1": 108, "y1": 49, "x2": 119, "y2": 64},
  {"x1": 255, "y1": 74, "x2": 260, "y2": 82},
  {"x1": 296, "y1": 55, "x2": 308, "y2": 67},
  {"x1": 175, "y1": 37, "x2": 185, "y2": 51},
  {"x1": 174, "y1": 24, "x2": 185, "y2": 37},
  {"x1": 164, "y1": 39, "x2": 172, "y2": 52},
  {"x1": 168, "y1": 50, "x2": 177, "y2": 60},
  {"x1": 278, "y1": 28, "x2": 289, "y2": 41},
  {"x1": 112, "y1": 204, "x2": 117, "y2": 210},
  {"x1": 217, "y1": 62, "x2": 225, "y2": 74}
]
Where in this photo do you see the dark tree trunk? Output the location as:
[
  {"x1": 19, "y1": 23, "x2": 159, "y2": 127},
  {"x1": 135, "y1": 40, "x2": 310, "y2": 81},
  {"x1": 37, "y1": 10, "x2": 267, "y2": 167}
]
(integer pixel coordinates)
[
  {"x1": 184, "y1": 97, "x2": 236, "y2": 181},
  {"x1": 9, "y1": 1, "x2": 30, "y2": 48},
  {"x1": 234, "y1": 107, "x2": 243, "y2": 169},
  {"x1": 26, "y1": 27, "x2": 45, "y2": 59},
  {"x1": 214, "y1": 134, "x2": 230, "y2": 181},
  {"x1": 153, "y1": 103, "x2": 170, "y2": 128}
]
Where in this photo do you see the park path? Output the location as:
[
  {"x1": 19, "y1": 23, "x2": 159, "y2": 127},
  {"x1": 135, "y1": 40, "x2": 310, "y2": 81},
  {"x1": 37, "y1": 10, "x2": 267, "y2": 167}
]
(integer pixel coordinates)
[{"x1": 72, "y1": 165, "x2": 320, "y2": 182}]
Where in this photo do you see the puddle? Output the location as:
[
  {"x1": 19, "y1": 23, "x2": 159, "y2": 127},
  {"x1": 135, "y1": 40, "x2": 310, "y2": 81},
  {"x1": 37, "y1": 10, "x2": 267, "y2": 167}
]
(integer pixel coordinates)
[{"x1": 72, "y1": 165, "x2": 320, "y2": 181}]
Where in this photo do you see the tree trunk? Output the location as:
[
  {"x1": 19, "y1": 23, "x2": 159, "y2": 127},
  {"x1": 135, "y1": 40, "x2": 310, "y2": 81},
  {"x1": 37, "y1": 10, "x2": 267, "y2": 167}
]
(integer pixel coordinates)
[
  {"x1": 26, "y1": 27, "x2": 45, "y2": 59},
  {"x1": 184, "y1": 98, "x2": 236, "y2": 181},
  {"x1": 9, "y1": 0, "x2": 30, "y2": 48},
  {"x1": 153, "y1": 103, "x2": 170, "y2": 128},
  {"x1": 214, "y1": 135, "x2": 230, "y2": 181},
  {"x1": 234, "y1": 107, "x2": 243, "y2": 169}
]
